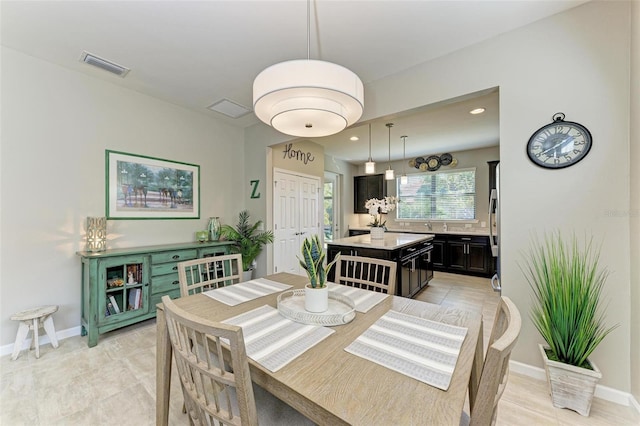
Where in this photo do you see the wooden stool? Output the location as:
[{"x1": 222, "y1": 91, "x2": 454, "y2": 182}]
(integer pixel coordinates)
[{"x1": 11, "y1": 305, "x2": 59, "y2": 360}]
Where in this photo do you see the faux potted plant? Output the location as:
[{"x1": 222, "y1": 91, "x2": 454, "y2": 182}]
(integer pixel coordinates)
[
  {"x1": 521, "y1": 231, "x2": 618, "y2": 416},
  {"x1": 220, "y1": 210, "x2": 274, "y2": 281},
  {"x1": 365, "y1": 196, "x2": 397, "y2": 239},
  {"x1": 297, "y1": 235, "x2": 340, "y2": 313}
]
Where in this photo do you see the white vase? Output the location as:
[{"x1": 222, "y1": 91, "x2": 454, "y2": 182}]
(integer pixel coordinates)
[
  {"x1": 370, "y1": 226, "x2": 385, "y2": 240},
  {"x1": 539, "y1": 344, "x2": 601, "y2": 416},
  {"x1": 304, "y1": 284, "x2": 329, "y2": 313}
]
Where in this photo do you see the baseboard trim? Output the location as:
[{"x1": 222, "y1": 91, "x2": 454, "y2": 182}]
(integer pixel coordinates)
[
  {"x1": 0, "y1": 325, "x2": 82, "y2": 357},
  {"x1": 510, "y1": 360, "x2": 640, "y2": 414}
]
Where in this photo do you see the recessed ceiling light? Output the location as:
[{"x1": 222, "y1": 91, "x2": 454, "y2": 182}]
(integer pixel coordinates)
[
  {"x1": 470, "y1": 108, "x2": 486, "y2": 115},
  {"x1": 350, "y1": 136, "x2": 359, "y2": 141}
]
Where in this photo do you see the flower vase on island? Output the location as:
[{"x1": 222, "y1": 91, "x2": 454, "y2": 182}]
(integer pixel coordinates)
[{"x1": 365, "y1": 196, "x2": 397, "y2": 240}]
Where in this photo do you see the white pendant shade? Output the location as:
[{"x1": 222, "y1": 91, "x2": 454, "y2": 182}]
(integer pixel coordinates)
[
  {"x1": 385, "y1": 169, "x2": 395, "y2": 180},
  {"x1": 365, "y1": 161, "x2": 376, "y2": 174},
  {"x1": 400, "y1": 175, "x2": 408, "y2": 185},
  {"x1": 253, "y1": 59, "x2": 364, "y2": 138}
]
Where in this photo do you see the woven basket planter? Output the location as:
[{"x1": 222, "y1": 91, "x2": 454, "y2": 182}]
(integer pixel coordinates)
[{"x1": 539, "y1": 344, "x2": 601, "y2": 416}]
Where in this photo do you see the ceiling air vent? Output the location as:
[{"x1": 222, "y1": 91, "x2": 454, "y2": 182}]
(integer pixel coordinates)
[
  {"x1": 79, "y1": 51, "x2": 130, "y2": 77},
  {"x1": 207, "y1": 99, "x2": 252, "y2": 119}
]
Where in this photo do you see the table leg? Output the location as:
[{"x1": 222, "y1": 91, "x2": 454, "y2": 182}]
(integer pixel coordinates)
[
  {"x1": 156, "y1": 308, "x2": 172, "y2": 426},
  {"x1": 468, "y1": 317, "x2": 484, "y2": 414}
]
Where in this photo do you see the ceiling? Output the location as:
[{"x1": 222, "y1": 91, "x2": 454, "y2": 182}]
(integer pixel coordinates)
[{"x1": 1, "y1": 0, "x2": 587, "y2": 163}]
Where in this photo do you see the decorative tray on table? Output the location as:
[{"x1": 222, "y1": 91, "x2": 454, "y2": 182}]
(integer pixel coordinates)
[{"x1": 277, "y1": 290, "x2": 356, "y2": 326}]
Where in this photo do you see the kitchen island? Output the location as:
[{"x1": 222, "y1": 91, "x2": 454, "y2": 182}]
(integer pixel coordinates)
[{"x1": 326, "y1": 233, "x2": 435, "y2": 298}]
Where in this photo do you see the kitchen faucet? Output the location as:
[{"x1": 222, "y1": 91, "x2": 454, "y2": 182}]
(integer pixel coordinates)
[{"x1": 425, "y1": 221, "x2": 432, "y2": 231}]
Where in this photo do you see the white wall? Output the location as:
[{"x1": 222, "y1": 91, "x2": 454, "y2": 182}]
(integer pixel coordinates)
[
  {"x1": 244, "y1": 1, "x2": 634, "y2": 392},
  {"x1": 630, "y1": 0, "x2": 640, "y2": 405},
  {"x1": 0, "y1": 47, "x2": 245, "y2": 345}
]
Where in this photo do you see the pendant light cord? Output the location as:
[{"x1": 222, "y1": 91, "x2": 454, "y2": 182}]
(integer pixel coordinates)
[
  {"x1": 402, "y1": 136, "x2": 407, "y2": 175},
  {"x1": 368, "y1": 123, "x2": 372, "y2": 160},
  {"x1": 387, "y1": 123, "x2": 394, "y2": 167},
  {"x1": 307, "y1": 0, "x2": 310, "y2": 60}
]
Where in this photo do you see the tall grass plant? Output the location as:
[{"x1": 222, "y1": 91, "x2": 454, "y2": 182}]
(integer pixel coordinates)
[{"x1": 521, "y1": 232, "x2": 617, "y2": 368}]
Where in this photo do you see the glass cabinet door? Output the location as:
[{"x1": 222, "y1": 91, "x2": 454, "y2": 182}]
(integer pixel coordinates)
[{"x1": 98, "y1": 255, "x2": 150, "y2": 323}]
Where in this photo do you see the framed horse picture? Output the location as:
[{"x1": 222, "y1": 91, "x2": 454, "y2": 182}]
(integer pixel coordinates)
[{"x1": 105, "y1": 150, "x2": 200, "y2": 219}]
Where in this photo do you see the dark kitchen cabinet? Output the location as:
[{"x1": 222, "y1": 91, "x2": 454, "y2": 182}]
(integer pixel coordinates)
[
  {"x1": 354, "y1": 174, "x2": 386, "y2": 213},
  {"x1": 431, "y1": 236, "x2": 446, "y2": 269},
  {"x1": 446, "y1": 235, "x2": 491, "y2": 275},
  {"x1": 488, "y1": 160, "x2": 499, "y2": 195},
  {"x1": 326, "y1": 239, "x2": 433, "y2": 298},
  {"x1": 429, "y1": 234, "x2": 492, "y2": 277}
]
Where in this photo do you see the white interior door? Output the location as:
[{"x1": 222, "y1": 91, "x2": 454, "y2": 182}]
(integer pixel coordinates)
[{"x1": 273, "y1": 170, "x2": 321, "y2": 275}]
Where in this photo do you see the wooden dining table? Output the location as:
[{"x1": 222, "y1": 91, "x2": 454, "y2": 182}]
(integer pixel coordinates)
[{"x1": 156, "y1": 272, "x2": 483, "y2": 425}]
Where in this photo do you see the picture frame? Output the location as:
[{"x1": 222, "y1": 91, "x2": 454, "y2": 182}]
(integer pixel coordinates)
[{"x1": 106, "y1": 150, "x2": 200, "y2": 219}]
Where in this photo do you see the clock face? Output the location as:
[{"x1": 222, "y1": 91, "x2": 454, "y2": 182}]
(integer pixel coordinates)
[{"x1": 526, "y1": 120, "x2": 592, "y2": 169}]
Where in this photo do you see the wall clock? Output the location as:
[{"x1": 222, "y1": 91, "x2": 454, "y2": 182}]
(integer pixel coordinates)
[{"x1": 526, "y1": 112, "x2": 592, "y2": 169}]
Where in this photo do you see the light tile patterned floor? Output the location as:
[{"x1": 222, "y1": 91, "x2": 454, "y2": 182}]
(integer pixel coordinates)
[{"x1": 1, "y1": 272, "x2": 638, "y2": 425}]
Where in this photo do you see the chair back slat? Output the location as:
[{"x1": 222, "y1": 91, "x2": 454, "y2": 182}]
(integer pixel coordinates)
[
  {"x1": 178, "y1": 253, "x2": 243, "y2": 296},
  {"x1": 334, "y1": 255, "x2": 397, "y2": 295},
  {"x1": 468, "y1": 296, "x2": 521, "y2": 426}
]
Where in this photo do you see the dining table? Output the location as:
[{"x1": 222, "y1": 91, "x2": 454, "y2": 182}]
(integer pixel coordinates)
[{"x1": 156, "y1": 272, "x2": 483, "y2": 426}]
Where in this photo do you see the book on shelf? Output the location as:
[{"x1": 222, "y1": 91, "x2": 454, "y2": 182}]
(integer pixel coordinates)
[
  {"x1": 135, "y1": 288, "x2": 142, "y2": 309},
  {"x1": 106, "y1": 301, "x2": 112, "y2": 316},
  {"x1": 109, "y1": 295, "x2": 121, "y2": 313},
  {"x1": 128, "y1": 288, "x2": 142, "y2": 310}
]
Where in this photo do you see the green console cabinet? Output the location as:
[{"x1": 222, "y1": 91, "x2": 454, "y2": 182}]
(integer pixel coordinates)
[{"x1": 77, "y1": 241, "x2": 232, "y2": 347}]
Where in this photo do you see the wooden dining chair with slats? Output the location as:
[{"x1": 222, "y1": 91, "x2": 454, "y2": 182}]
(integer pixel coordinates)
[
  {"x1": 462, "y1": 296, "x2": 522, "y2": 426},
  {"x1": 161, "y1": 296, "x2": 314, "y2": 426},
  {"x1": 333, "y1": 255, "x2": 398, "y2": 295},
  {"x1": 177, "y1": 253, "x2": 243, "y2": 297}
]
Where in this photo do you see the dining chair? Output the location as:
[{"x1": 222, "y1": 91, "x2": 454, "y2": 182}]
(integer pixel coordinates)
[
  {"x1": 463, "y1": 296, "x2": 522, "y2": 426},
  {"x1": 333, "y1": 255, "x2": 397, "y2": 295},
  {"x1": 161, "y1": 296, "x2": 314, "y2": 426},
  {"x1": 177, "y1": 253, "x2": 243, "y2": 297}
]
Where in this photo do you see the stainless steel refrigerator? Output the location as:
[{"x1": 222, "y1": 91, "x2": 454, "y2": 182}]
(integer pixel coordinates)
[{"x1": 489, "y1": 163, "x2": 501, "y2": 292}]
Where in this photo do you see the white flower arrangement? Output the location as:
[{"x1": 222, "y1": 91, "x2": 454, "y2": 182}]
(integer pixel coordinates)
[{"x1": 365, "y1": 196, "x2": 397, "y2": 228}]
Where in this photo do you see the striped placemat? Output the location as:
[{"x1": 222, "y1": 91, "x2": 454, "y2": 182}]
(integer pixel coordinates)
[
  {"x1": 328, "y1": 283, "x2": 389, "y2": 313},
  {"x1": 344, "y1": 310, "x2": 467, "y2": 390},
  {"x1": 222, "y1": 305, "x2": 334, "y2": 372},
  {"x1": 203, "y1": 278, "x2": 292, "y2": 306}
]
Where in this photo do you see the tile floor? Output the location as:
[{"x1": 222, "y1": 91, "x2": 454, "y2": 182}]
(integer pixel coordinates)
[{"x1": 1, "y1": 272, "x2": 638, "y2": 425}]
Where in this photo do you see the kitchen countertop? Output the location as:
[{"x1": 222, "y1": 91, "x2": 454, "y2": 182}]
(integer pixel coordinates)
[
  {"x1": 349, "y1": 226, "x2": 491, "y2": 236},
  {"x1": 328, "y1": 233, "x2": 434, "y2": 250}
]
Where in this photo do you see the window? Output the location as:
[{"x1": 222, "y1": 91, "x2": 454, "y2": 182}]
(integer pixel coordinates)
[{"x1": 396, "y1": 168, "x2": 476, "y2": 220}]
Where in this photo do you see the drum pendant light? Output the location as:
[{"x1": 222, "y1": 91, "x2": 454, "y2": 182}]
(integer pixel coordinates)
[
  {"x1": 385, "y1": 123, "x2": 395, "y2": 180},
  {"x1": 365, "y1": 123, "x2": 376, "y2": 174},
  {"x1": 253, "y1": 0, "x2": 364, "y2": 138}
]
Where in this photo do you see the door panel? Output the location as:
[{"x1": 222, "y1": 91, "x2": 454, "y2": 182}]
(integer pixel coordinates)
[
  {"x1": 447, "y1": 242, "x2": 466, "y2": 270},
  {"x1": 273, "y1": 171, "x2": 321, "y2": 275},
  {"x1": 274, "y1": 172, "x2": 300, "y2": 274},
  {"x1": 467, "y1": 243, "x2": 487, "y2": 273}
]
